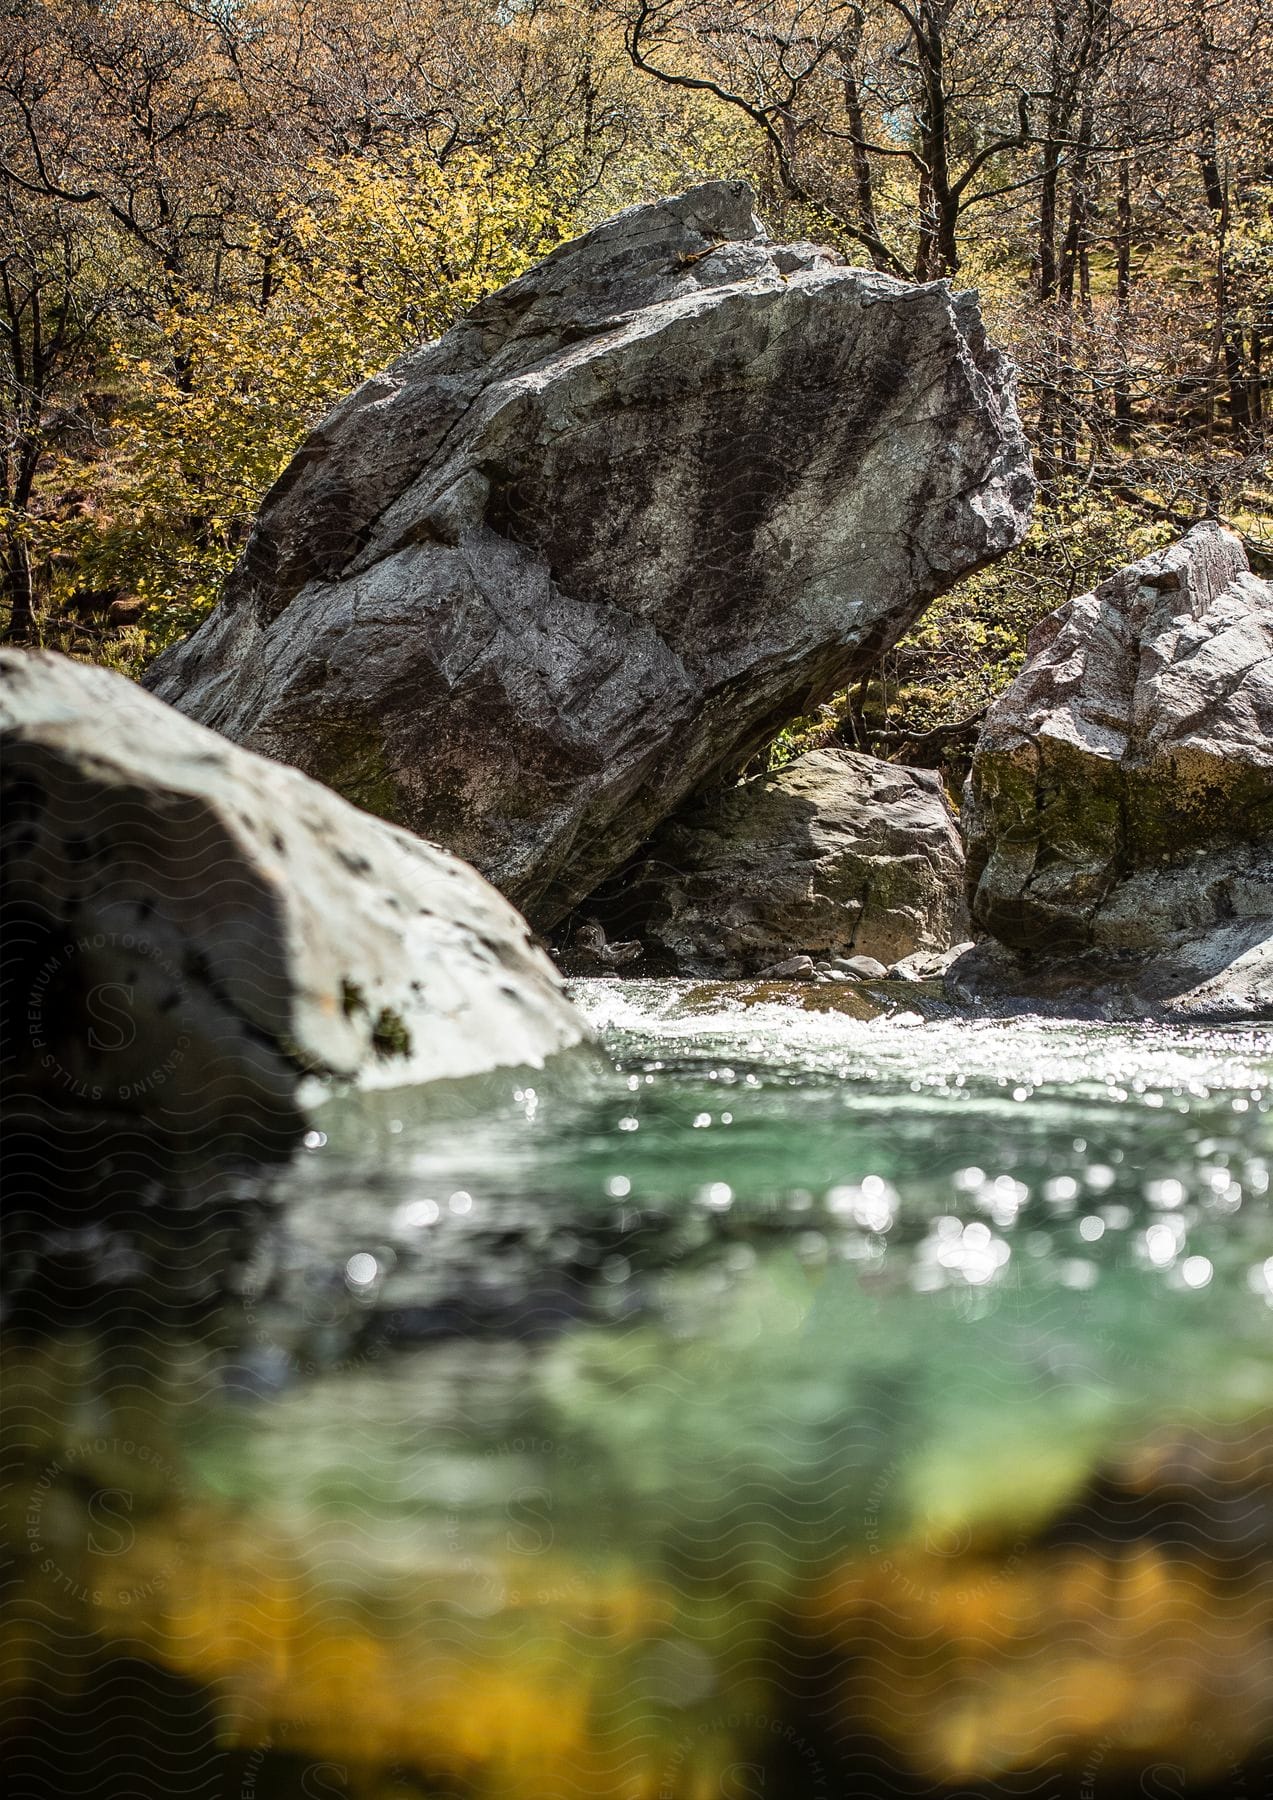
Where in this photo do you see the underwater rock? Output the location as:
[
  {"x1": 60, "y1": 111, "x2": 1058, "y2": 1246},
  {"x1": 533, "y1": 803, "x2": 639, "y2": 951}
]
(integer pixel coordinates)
[
  {"x1": 145, "y1": 180, "x2": 1033, "y2": 927},
  {"x1": 958, "y1": 523, "x2": 1273, "y2": 1019},
  {"x1": 0, "y1": 650, "x2": 589, "y2": 1142},
  {"x1": 594, "y1": 748, "x2": 970, "y2": 977}
]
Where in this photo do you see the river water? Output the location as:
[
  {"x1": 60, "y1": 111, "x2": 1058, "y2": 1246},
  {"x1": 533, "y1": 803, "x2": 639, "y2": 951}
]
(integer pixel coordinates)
[{"x1": 4, "y1": 980, "x2": 1273, "y2": 1798}]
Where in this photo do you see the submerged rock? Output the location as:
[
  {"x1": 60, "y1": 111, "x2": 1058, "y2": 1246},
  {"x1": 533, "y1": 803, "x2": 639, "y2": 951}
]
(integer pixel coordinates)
[
  {"x1": 957, "y1": 523, "x2": 1273, "y2": 1018},
  {"x1": 0, "y1": 651, "x2": 588, "y2": 1141},
  {"x1": 594, "y1": 748, "x2": 970, "y2": 977},
  {"x1": 145, "y1": 180, "x2": 1033, "y2": 927}
]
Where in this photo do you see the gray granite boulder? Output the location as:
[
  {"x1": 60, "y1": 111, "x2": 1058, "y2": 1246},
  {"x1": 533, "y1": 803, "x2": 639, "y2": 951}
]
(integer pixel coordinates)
[
  {"x1": 1, "y1": 651, "x2": 588, "y2": 1141},
  {"x1": 597, "y1": 748, "x2": 970, "y2": 977},
  {"x1": 956, "y1": 523, "x2": 1273, "y2": 1018},
  {"x1": 145, "y1": 180, "x2": 1033, "y2": 928}
]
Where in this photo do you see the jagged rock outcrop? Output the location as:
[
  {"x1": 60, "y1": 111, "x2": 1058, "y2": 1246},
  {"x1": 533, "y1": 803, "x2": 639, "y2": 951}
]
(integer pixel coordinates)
[
  {"x1": 145, "y1": 181, "x2": 1033, "y2": 927},
  {"x1": 1, "y1": 651, "x2": 588, "y2": 1142},
  {"x1": 955, "y1": 523, "x2": 1273, "y2": 1018},
  {"x1": 589, "y1": 748, "x2": 970, "y2": 977}
]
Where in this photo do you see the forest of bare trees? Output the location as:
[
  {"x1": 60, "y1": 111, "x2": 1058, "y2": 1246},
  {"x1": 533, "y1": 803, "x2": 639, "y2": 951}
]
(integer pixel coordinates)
[{"x1": 2, "y1": 0, "x2": 1269, "y2": 750}]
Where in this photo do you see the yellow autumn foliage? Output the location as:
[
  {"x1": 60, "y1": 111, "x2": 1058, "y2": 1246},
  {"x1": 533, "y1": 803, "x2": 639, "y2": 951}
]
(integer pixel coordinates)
[{"x1": 46, "y1": 148, "x2": 569, "y2": 645}]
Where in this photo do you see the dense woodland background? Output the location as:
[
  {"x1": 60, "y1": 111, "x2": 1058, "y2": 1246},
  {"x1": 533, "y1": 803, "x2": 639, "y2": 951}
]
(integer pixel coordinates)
[{"x1": 2, "y1": 0, "x2": 1270, "y2": 774}]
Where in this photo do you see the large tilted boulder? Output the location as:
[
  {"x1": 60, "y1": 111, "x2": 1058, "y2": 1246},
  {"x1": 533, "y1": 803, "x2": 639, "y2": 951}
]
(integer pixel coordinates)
[
  {"x1": 591, "y1": 748, "x2": 970, "y2": 976},
  {"x1": 954, "y1": 523, "x2": 1273, "y2": 1018},
  {"x1": 145, "y1": 180, "x2": 1033, "y2": 927},
  {"x1": 1, "y1": 652, "x2": 588, "y2": 1140}
]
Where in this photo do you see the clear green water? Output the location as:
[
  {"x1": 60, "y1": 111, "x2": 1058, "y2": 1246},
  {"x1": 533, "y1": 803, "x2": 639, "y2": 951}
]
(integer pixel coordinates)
[{"x1": 5, "y1": 983, "x2": 1273, "y2": 1797}]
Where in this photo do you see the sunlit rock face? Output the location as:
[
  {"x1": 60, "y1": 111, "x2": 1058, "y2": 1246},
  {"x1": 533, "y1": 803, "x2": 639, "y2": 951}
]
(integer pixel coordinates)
[
  {"x1": 591, "y1": 748, "x2": 970, "y2": 976},
  {"x1": 145, "y1": 180, "x2": 1033, "y2": 927},
  {"x1": 957, "y1": 523, "x2": 1273, "y2": 1019},
  {"x1": 0, "y1": 650, "x2": 587, "y2": 1139}
]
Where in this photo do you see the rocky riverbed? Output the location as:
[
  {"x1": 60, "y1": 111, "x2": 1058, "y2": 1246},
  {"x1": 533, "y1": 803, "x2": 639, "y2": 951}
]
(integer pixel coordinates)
[{"x1": 3, "y1": 987, "x2": 1271, "y2": 1799}]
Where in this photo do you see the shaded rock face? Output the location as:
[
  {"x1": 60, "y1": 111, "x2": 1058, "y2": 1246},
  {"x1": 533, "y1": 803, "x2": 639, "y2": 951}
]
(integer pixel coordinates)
[
  {"x1": 946, "y1": 920, "x2": 1273, "y2": 1022},
  {"x1": 1, "y1": 652, "x2": 588, "y2": 1142},
  {"x1": 593, "y1": 748, "x2": 970, "y2": 977},
  {"x1": 958, "y1": 523, "x2": 1273, "y2": 1019},
  {"x1": 145, "y1": 180, "x2": 1033, "y2": 928}
]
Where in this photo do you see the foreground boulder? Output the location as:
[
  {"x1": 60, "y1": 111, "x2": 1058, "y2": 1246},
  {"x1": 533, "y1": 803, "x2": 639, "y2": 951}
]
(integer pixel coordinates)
[
  {"x1": 1, "y1": 652, "x2": 588, "y2": 1142},
  {"x1": 587, "y1": 748, "x2": 970, "y2": 976},
  {"x1": 956, "y1": 523, "x2": 1273, "y2": 1018},
  {"x1": 146, "y1": 181, "x2": 1033, "y2": 927}
]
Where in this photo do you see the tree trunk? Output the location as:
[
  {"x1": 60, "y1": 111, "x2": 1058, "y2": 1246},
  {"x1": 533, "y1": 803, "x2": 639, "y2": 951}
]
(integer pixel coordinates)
[
  {"x1": 2, "y1": 529, "x2": 37, "y2": 644},
  {"x1": 1193, "y1": 7, "x2": 1251, "y2": 444},
  {"x1": 840, "y1": 45, "x2": 886, "y2": 267},
  {"x1": 916, "y1": 2, "x2": 958, "y2": 276},
  {"x1": 1113, "y1": 151, "x2": 1134, "y2": 443}
]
